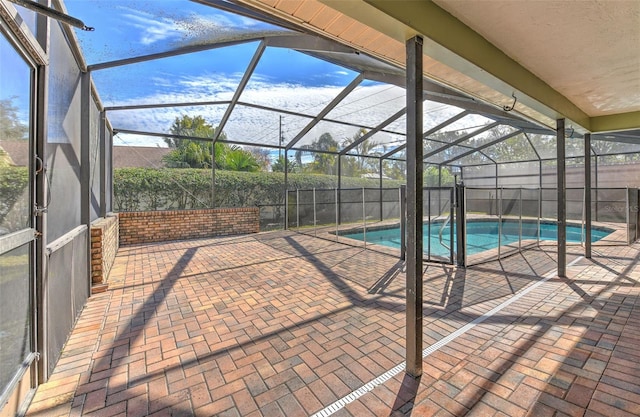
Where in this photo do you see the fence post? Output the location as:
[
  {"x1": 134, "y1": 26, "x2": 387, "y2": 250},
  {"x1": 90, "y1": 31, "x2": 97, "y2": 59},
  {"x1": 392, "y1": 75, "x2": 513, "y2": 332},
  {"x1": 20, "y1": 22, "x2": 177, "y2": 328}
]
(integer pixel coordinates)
[
  {"x1": 362, "y1": 187, "x2": 367, "y2": 248},
  {"x1": 538, "y1": 188, "x2": 541, "y2": 246},
  {"x1": 582, "y1": 187, "x2": 586, "y2": 245},
  {"x1": 463, "y1": 186, "x2": 468, "y2": 266},
  {"x1": 335, "y1": 188, "x2": 339, "y2": 242},
  {"x1": 452, "y1": 186, "x2": 457, "y2": 265},
  {"x1": 627, "y1": 187, "x2": 630, "y2": 244},
  {"x1": 498, "y1": 187, "x2": 502, "y2": 258},
  {"x1": 519, "y1": 187, "x2": 522, "y2": 251},
  {"x1": 380, "y1": 160, "x2": 384, "y2": 222},
  {"x1": 427, "y1": 189, "x2": 431, "y2": 261},
  {"x1": 400, "y1": 185, "x2": 406, "y2": 261},
  {"x1": 313, "y1": 188, "x2": 317, "y2": 237},
  {"x1": 450, "y1": 183, "x2": 467, "y2": 267},
  {"x1": 296, "y1": 189, "x2": 300, "y2": 231},
  {"x1": 285, "y1": 190, "x2": 289, "y2": 230}
]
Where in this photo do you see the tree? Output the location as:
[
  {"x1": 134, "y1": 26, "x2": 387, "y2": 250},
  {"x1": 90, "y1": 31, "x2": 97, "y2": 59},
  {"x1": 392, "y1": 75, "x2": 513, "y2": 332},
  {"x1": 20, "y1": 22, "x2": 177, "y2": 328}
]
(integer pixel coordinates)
[
  {"x1": 162, "y1": 115, "x2": 265, "y2": 171},
  {"x1": 424, "y1": 165, "x2": 455, "y2": 186},
  {"x1": 272, "y1": 156, "x2": 297, "y2": 173},
  {"x1": 222, "y1": 147, "x2": 260, "y2": 172},
  {"x1": 341, "y1": 128, "x2": 380, "y2": 177},
  {"x1": 296, "y1": 132, "x2": 339, "y2": 175},
  {"x1": 247, "y1": 147, "x2": 271, "y2": 171},
  {"x1": 163, "y1": 115, "x2": 225, "y2": 169},
  {"x1": 382, "y1": 159, "x2": 406, "y2": 181},
  {"x1": 0, "y1": 98, "x2": 28, "y2": 141}
]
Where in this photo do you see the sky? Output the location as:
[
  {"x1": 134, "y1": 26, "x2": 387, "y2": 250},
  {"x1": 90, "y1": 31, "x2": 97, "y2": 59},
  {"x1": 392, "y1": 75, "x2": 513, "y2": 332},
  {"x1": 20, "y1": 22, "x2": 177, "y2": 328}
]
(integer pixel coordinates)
[
  {"x1": 0, "y1": 26, "x2": 33, "y2": 130},
  {"x1": 59, "y1": 0, "x2": 470, "y2": 153},
  {"x1": 1, "y1": 0, "x2": 473, "y2": 156}
]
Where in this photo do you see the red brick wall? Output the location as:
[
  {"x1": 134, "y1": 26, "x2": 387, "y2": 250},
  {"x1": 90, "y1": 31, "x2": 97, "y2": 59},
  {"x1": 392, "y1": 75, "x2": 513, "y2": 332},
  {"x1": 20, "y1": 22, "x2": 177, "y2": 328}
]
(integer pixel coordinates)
[
  {"x1": 90, "y1": 214, "x2": 119, "y2": 293},
  {"x1": 118, "y1": 208, "x2": 259, "y2": 245}
]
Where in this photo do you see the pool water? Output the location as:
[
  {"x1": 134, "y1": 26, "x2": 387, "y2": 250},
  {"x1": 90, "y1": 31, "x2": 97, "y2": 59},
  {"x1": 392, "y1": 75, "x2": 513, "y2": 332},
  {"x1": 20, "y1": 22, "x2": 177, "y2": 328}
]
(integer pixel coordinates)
[{"x1": 341, "y1": 219, "x2": 613, "y2": 257}]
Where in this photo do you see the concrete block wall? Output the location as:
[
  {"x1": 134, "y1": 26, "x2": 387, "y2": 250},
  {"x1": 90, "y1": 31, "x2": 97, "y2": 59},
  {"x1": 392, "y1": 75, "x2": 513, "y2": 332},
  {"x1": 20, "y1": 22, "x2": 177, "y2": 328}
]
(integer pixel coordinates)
[
  {"x1": 90, "y1": 214, "x2": 119, "y2": 293},
  {"x1": 118, "y1": 208, "x2": 260, "y2": 245}
]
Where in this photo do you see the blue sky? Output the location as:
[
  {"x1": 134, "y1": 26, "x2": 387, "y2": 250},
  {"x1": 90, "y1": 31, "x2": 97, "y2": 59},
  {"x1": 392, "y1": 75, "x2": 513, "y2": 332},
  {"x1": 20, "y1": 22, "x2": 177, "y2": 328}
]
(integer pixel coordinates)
[
  {"x1": 0, "y1": 0, "x2": 465, "y2": 152},
  {"x1": 66, "y1": 0, "x2": 357, "y2": 89},
  {"x1": 63, "y1": 0, "x2": 387, "y2": 148},
  {"x1": 0, "y1": 32, "x2": 32, "y2": 130}
]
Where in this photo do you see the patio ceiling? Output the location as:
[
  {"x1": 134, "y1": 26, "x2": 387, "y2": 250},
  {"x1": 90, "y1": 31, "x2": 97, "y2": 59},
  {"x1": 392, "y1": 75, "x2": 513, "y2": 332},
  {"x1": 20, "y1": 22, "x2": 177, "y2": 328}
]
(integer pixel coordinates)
[{"x1": 237, "y1": 0, "x2": 640, "y2": 134}]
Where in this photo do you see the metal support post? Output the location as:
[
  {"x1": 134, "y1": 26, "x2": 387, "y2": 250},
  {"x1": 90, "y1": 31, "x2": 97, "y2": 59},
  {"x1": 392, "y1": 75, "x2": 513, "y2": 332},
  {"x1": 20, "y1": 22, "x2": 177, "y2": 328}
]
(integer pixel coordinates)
[
  {"x1": 594, "y1": 155, "x2": 599, "y2": 222},
  {"x1": 313, "y1": 188, "x2": 317, "y2": 237},
  {"x1": 584, "y1": 133, "x2": 591, "y2": 257},
  {"x1": 626, "y1": 187, "x2": 630, "y2": 244},
  {"x1": 99, "y1": 111, "x2": 107, "y2": 217},
  {"x1": 519, "y1": 188, "x2": 522, "y2": 251},
  {"x1": 335, "y1": 188, "x2": 339, "y2": 242},
  {"x1": 284, "y1": 150, "x2": 289, "y2": 230},
  {"x1": 108, "y1": 126, "x2": 114, "y2": 214},
  {"x1": 80, "y1": 72, "x2": 91, "y2": 298},
  {"x1": 338, "y1": 156, "x2": 342, "y2": 225},
  {"x1": 285, "y1": 190, "x2": 289, "y2": 230},
  {"x1": 362, "y1": 187, "x2": 367, "y2": 248},
  {"x1": 557, "y1": 119, "x2": 567, "y2": 277},
  {"x1": 538, "y1": 187, "x2": 541, "y2": 245},
  {"x1": 296, "y1": 189, "x2": 300, "y2": 230},
  {"x1": 35, "y1": 62, "x2": 49, "y2": 383},
  {"x1": 539, "y1": 160, "x2": 543, "y2": 221},
  {"x1": 581, "y1": 188, "x2": 585, "y2": 245},
  {"x1": 380, "y1": 158, "x2": 384, "y2": 222},
  {"x1": 463, "y1": 186, "x2": 468, "y2": 266},
  {"x1": 454, "y1": 186, "x2": 462, "y2": 265},
  {"x1": 539, "y1": 160, "x2": 543, "y2": 189},
  {"x1": 498, "y1": 187, "x2": 502, "y2": 258},
  {"x1": 427, "y1": 189, "x2": 431, "y2": 261},
  {"x1": 405, "y1": 36, "x2": 424, "y2": 378},
  {"x1": 211, "y1": 139, "x2": 216, "y2": 207}
]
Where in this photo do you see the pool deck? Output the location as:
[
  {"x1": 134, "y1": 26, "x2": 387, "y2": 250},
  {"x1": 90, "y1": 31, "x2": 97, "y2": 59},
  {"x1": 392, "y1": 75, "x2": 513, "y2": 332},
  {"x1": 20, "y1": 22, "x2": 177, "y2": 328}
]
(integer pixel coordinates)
[{"x1": 25, "y1": 229, "x2": 640, "y2": 416}]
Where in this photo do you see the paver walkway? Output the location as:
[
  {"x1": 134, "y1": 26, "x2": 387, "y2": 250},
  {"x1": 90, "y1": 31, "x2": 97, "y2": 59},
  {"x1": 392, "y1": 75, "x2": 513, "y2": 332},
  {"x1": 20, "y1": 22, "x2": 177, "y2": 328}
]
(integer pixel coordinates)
[{"x1": 25, "y1": 231, "x2": 640, "y2": 416}]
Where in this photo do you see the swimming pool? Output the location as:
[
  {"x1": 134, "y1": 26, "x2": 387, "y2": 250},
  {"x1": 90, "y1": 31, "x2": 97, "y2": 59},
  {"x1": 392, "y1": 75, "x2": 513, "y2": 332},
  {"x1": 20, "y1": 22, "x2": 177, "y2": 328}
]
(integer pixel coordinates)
[{"x1": 341, "y1": 219, "x2": 614, "y2": 257}]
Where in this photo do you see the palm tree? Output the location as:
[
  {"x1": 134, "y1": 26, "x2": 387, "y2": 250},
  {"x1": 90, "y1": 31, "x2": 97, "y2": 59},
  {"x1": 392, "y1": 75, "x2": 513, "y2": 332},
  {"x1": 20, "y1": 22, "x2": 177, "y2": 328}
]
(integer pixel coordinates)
[
  {"x1": 222, "y1": 148, "x2": 260, "y2": 172},
  {"x1": 341, "y1": 128, "x2": 380, "y2": 177}
]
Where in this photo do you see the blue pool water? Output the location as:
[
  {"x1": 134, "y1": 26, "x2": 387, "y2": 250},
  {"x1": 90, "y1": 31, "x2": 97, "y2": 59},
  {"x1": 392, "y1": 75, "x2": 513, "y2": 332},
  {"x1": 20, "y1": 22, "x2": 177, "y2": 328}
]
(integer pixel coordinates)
[{"x1": 342, "y1": 220, "x2": 614, "y2": 257}]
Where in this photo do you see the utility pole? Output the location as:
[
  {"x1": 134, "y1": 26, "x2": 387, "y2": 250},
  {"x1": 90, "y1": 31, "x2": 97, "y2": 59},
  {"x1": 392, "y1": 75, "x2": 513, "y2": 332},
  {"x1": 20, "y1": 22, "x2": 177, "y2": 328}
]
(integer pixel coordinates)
[{"x1": 279, "y1": 115, "x2": 283, "y2": 159}]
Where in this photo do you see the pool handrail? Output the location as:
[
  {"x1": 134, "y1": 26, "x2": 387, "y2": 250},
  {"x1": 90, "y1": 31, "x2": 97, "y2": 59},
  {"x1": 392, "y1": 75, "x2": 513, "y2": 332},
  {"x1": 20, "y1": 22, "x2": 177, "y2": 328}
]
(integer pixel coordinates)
[{"x1": 438, "y1": 215, "x2": 450, "y2": 251}]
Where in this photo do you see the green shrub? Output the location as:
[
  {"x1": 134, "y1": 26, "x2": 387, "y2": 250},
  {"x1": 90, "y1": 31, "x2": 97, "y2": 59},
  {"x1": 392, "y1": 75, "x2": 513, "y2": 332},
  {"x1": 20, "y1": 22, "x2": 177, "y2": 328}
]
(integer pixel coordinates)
[
  {"x1": 113, "y1": 168, "x2": 403, "y2": 212},
  {"x1": 0, "y1": 165, "x2": 29, "y2": 227}
]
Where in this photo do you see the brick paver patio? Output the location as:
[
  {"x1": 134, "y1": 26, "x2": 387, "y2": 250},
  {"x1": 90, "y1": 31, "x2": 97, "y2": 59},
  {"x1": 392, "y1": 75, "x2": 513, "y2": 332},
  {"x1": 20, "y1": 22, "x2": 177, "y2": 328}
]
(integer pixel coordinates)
[{"x1": 25, "y1": 230, "x2": 640, "y2": 416}]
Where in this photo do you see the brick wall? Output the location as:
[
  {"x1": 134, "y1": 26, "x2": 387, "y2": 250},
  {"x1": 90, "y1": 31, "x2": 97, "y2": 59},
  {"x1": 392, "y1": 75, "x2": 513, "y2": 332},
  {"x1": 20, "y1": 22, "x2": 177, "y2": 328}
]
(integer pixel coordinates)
[
  {"x1": 118, "y1": 208, "x2": 260, "y2": 245},
  {"x1": 90, "y1": 214, "x2": 119, "y2": 293}
]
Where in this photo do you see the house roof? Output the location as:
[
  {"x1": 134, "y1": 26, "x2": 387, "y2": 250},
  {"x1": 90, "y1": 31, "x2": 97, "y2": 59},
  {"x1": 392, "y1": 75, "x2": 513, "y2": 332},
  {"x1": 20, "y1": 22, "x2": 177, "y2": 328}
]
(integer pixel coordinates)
[
  {"x1": 112, "y1": 146, "x2": 170, "y2": 169},
  {"x1": 0, "y1": 143, "x2": 171, "y2": 169},
  {"x1": 0, "y1": 140, "x2": 29, "y2": 167}
]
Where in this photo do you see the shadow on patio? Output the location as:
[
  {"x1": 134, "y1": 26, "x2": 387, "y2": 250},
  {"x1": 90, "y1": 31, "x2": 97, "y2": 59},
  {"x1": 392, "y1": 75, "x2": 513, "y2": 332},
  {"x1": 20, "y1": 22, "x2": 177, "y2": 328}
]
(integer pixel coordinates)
[{"x1": 25, "y1": 231, "x2": 640, "y2": 416}]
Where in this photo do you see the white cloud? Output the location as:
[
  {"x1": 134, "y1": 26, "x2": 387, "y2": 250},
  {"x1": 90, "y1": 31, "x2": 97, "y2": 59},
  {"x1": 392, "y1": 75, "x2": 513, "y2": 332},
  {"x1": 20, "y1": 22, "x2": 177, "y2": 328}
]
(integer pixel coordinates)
[{"x1": 106, "y1": 77, "x2": 465, "y2": 151}]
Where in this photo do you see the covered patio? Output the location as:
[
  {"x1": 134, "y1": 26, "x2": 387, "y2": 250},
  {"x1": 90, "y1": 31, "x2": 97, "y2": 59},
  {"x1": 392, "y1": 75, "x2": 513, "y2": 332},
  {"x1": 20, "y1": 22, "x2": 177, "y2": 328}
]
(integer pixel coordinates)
[
  {"x1": 2, "y1": 0, "x2": 639, "y2": 415},
  {"x1": 26, "y1": 232, "x2": 640, "y2": 416}
]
